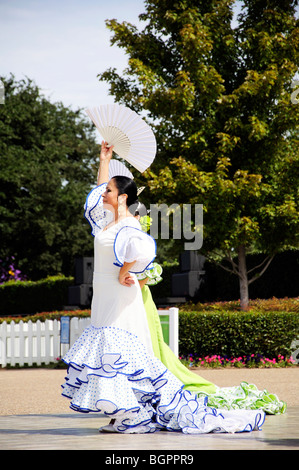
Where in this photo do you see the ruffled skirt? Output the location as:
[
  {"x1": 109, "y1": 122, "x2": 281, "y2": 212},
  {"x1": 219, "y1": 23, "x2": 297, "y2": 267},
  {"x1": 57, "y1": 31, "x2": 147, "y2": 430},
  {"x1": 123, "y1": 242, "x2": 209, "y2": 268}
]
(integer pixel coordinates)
[{"x1": 61, "y1": 325, "x2": 265, "y2": 434}]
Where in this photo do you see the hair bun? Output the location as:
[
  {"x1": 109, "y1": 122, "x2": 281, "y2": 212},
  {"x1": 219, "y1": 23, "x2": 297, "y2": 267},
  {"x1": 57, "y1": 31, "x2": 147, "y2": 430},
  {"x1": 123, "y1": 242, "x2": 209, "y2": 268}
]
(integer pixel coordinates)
[{"x1": 112, "y1": 175, "x2": 138, "y2": 207}]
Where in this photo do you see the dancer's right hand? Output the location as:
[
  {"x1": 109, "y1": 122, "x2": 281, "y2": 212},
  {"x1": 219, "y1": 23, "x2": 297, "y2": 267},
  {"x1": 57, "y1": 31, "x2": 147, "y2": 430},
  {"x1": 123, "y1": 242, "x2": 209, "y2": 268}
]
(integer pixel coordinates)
[
  {"x1": 100, "y1": 141, "x2": 114, "y2": 162},
  {"x1": 98, "y1": 141, "x2": 114, "y2": 185}
]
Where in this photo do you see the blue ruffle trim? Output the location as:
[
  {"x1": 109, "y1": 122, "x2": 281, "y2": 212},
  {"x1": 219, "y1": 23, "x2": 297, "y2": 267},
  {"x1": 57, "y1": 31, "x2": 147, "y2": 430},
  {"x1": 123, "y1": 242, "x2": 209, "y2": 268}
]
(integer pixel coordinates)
[
  {"x1": 61, "y1": 326, "x2": 265, "y2": 434},
  {"x1": 113, "y1": 225, "x2": 157, "y2": 274},
  {"x1": 84, "y1": 183, "x2": 109, "y2": 237}
]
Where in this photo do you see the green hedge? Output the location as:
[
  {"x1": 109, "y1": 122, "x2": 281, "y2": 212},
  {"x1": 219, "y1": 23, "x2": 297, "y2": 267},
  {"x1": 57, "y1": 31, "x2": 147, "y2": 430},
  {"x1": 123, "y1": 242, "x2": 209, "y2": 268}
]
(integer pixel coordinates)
[
  {"x1": 178, "y1": 310, "x2": 299, "y2": 358},
  {"x1": 0, "y1": 275, "x2": 74, "y2": 316}
]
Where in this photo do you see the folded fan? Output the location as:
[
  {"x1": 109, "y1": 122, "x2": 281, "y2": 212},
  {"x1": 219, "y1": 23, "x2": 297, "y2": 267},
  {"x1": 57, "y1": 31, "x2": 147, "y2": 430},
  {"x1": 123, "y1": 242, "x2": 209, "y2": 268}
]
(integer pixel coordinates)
[
  {"x1": 108, "y1": 159, "x2": 134, "y2": 180},
  {"x1": 86, "y1": 104, "x2": 156, "y2": 173},
  {"x1": 108, "y1": 160, "x2": 145, "y2": 196}
]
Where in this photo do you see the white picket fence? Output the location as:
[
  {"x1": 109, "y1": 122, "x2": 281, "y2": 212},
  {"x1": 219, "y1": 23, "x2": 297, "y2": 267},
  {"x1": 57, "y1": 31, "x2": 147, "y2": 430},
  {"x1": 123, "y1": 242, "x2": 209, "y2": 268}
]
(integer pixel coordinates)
[{"x1": 0, "y1": 308, "x2": 179, "y2": 367}]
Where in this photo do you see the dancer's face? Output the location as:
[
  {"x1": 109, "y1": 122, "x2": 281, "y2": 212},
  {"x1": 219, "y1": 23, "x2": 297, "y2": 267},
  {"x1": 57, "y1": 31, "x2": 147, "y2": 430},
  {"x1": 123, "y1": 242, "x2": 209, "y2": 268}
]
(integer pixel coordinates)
[{"x1": 102, "y1": 179, "x2": 119, "y2": 210}]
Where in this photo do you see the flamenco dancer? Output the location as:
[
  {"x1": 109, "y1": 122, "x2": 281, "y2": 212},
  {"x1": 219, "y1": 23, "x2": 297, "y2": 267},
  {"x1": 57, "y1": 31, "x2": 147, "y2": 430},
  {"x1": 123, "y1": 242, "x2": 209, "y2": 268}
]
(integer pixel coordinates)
[{"x1": 61, "y1": 141, "x2": 266, "y2": 434}]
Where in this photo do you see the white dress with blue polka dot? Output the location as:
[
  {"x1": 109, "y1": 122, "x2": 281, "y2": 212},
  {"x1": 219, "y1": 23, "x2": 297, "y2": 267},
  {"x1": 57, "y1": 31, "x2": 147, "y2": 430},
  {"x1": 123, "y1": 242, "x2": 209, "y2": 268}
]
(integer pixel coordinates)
[{"x1": 61, "y1": 184, "x2": 265, "y2": 434}]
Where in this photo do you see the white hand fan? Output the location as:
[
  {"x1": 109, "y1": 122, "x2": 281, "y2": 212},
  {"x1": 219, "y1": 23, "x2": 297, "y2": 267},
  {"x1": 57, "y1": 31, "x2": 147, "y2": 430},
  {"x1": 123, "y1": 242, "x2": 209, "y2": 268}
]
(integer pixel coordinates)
[
  {"x1": 86, "y1": 104, "x2": 156, "y2": 173},
  {"x1": 108, "y1": 159, "x2": 146, "y2": 197},
  {"x1": 108, "y1": 159, "x2": 134, "y2": 180}
]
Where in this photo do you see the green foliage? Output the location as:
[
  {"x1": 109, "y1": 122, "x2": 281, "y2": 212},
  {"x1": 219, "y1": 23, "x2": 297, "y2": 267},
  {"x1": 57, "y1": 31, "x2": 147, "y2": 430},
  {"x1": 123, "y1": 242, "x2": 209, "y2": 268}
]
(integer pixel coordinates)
[
  {"x1": 99, "y1": 0, "x2": 299, "y2": 306},
  {"x1": 0, "y1": 275, "x2": 74, "y2": 316},
  {"x1": 0, "y1": 75, "x2": 99, "y2": 280},
  {"x1": 178, "y1": 309, "x2": 299, "y2": 358}
]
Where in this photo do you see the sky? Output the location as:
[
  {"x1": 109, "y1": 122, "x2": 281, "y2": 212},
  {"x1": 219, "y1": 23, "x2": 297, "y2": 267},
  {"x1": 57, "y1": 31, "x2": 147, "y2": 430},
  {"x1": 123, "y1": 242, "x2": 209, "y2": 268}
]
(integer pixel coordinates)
[
  {"x1": 0, "y1": 0, "x2": 146, "y2": 110},
  {"x1": 1, "y1": 1, "x2": 298, "y2": 113}
]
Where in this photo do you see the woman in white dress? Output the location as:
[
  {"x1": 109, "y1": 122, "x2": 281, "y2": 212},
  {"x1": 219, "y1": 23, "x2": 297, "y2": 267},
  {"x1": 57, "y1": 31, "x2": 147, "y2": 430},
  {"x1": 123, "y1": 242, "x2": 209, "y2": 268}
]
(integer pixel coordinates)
[{"x1": 61, "y1": 142, "x2": 265, "y2": 434}]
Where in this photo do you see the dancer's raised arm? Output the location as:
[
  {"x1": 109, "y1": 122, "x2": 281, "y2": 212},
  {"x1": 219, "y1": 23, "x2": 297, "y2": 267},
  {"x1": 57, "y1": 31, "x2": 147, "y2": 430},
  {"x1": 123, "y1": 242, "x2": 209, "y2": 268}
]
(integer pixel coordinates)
[{"x1": 97, "y1": 140, "x2": 114, "y2": 185}]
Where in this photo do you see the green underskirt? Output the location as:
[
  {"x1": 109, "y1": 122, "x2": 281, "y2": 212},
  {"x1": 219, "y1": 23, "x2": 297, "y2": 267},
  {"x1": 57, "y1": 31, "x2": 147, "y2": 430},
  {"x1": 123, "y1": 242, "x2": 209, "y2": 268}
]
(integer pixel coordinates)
[{"x1": 142, "y1": 285, "x2": 286, "y2": 415}]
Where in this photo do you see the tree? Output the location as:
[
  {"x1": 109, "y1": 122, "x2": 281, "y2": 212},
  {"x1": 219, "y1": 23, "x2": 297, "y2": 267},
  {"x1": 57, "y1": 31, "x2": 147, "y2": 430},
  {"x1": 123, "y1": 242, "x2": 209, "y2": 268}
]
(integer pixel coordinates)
[
  {"x1": 0, "y1": 75, "x2": 99, "y2": 280},
  {"x1": 99, "y1": 0, "x2": 299, "y2": 309}
]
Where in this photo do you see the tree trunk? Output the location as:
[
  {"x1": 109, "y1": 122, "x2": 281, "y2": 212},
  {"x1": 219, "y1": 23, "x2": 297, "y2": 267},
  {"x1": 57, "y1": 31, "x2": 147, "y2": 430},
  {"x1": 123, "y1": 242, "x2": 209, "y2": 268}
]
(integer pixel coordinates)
[{"x1": 238, "y1": 245, "x2": 249, "y2": 310}]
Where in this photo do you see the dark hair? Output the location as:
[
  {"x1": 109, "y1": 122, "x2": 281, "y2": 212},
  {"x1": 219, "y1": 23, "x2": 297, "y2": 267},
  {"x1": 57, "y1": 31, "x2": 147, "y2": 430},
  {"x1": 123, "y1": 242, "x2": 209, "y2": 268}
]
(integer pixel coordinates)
[{"x1": 111, "y1": 176, "x2": 138, "y2": 207}]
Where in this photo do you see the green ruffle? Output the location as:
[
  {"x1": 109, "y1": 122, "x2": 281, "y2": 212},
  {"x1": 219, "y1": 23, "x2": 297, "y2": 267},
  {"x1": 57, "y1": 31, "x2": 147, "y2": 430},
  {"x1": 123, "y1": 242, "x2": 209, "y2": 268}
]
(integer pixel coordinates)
[
  {"x1": 199, "y1": 381, "x2": 287, "y2": 415},
  {"x1": 142, "y1": 285, "x2": 287, "y2": 415},
  {"x1": 136, "y1": 262, "x2": 163, "y2": 285}
]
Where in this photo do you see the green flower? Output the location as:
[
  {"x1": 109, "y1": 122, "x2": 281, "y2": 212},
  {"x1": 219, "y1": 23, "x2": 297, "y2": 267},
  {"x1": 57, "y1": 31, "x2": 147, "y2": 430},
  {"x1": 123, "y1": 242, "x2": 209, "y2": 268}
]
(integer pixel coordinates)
[{"x1": 139, "y1": 215, "x2": 152, "y2": 232}]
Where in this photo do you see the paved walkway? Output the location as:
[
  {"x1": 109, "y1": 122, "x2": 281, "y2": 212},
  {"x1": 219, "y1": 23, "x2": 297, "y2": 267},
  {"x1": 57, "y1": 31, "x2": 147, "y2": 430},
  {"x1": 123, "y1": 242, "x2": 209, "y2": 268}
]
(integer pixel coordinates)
[{"x1": 0, "y1": 367, "x2": 298, "y2": 451}]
